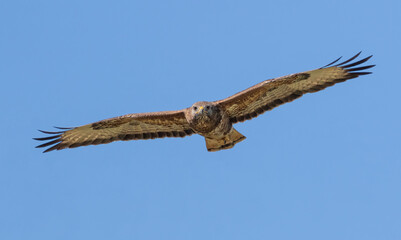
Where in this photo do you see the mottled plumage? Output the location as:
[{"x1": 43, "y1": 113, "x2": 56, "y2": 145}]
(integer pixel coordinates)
[{"x1": 35, "y1": 52, "x2": 374, "y2": 152}]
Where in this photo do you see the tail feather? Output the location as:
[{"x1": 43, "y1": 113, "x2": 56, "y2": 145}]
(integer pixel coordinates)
[{"x1": 205, "y1": 128, "x2": 246, "y2": 152}]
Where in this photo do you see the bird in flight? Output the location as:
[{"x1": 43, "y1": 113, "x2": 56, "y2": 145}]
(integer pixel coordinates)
[{"x1": 35, "y1": 52, "x2": 374, "y2": 153}]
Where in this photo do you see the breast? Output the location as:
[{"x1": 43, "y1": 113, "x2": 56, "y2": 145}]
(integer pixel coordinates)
[
  {"x1": 189, "y1": 115, "x2": 219, "y2": 134},
  {"x1": 188, "y1": 108, "x2": 233, "y2": 139}
]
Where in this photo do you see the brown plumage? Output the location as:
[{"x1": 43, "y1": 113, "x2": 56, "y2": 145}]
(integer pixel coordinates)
[{"x1": 34, "y1": 52, "x2": 374, "y2": 152}]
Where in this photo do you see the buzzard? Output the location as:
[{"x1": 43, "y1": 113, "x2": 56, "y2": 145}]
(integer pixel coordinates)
[{"x1": 35, "y1": 52, "x2": 374, "y2": 152}]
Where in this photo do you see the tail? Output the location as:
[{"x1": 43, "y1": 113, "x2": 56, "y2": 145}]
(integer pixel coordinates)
[{"x1": 205, "y1": 128, "x2": 246, "y2": 152}]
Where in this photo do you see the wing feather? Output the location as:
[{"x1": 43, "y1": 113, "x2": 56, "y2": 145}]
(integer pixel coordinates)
[
  {"x1": 34, "y1": 110, "x2": 194, "y2": 152},
  {"x1": 215, "y1": 53, "x2": 375, "y2": 123}
]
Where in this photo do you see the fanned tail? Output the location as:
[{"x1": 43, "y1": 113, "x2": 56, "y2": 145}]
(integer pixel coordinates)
[{"x1": 205, "y1": 128, "x2": 246, "y2": 152}]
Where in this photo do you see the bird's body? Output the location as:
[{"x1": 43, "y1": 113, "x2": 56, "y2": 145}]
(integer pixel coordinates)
[
  {"x1": 184, "y1": 101, "x2": 245, "y2": 151},
  {"x1": 35, "y1": 52, "x2": 374, "y2": 152}
]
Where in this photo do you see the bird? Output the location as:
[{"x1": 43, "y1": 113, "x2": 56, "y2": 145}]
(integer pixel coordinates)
[{"x1": 34, "y1": 52, "x2": 374, "y2": 153}]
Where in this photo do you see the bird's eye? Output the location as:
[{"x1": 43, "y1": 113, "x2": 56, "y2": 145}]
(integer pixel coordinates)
[{"x1": 193, "y1": 107, "x2": 198, "y2": 111}]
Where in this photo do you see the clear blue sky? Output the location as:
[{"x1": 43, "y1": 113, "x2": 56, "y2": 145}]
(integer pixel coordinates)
[{"x1": 1, "y1": 0, "x2": 400, "y2": 239}]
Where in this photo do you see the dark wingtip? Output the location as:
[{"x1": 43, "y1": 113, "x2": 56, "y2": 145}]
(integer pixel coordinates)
[
  {"x1": 341, "y1": 55, "x2": 373, "y2": 68},
  {"x1": 320, "y1": 56, "x2": 342, "y2": 69},
  {"x1": 34, "y1": 127, "x2": 71, "y2": 153},
  {"x1": 35, "y1": 139, "x2": 61, "y2": 149},
  {"x1": 33, "y1": 135, "x2": 60, "y2": 141},
  {"x1": 321, "y1": 52, "x2": 374, "y2": 69},
  {"x1": 53, "y1": 126, "x2": 73, "y2": 130},
  {"x1": 351, "y1": 71, "x2": 372, "y2": 75},
  {"x1": 321, "y1": 52, "x2": 374, "y2": 77},
  {"x1": 43, "y1": 145, "x2": 61, "y2": 153},
  {"x1": 334, "y1": 51, "x2": 362, "y2": 67},
  {"x1": 346, "y1": 64, "x2": 375, "y2": 72},
  {"x1": 341, "y1": 54, "x2": 374, "y2": 76},
  {"x1": 38, "y1": 129, "x2": 64, "y2": 134}
]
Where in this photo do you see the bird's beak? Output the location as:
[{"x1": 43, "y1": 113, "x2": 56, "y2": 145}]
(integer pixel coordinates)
[{"x1": 196, "y1": 106, "x2": 204, "y2": 114}]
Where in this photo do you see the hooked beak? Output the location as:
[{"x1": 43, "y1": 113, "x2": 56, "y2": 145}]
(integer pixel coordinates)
[{"x1": 196, "y1": 106, "x2": 204, "y2": 114}]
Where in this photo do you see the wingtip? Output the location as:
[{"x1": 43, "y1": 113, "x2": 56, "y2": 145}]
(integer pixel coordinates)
[
  {"x1": 321, "y1": 51, "x2": 374, "y2": 70},
  {"x1": 43, "y1": 148, "x2": 54, "y2": 153},
  {"x1": 341, "y1": 54, "x2": 374, "y2": 69},
  {"x1": 35, "y1": 127, "x2": 68, "y2": 152},
  {"x1": 38, "y1": 129, "x2": 64, "y2": 134},
  {"x1": 53, "y1": 126, "x2": 73, "y2": 130},
  {"x1": 320, "y1": 56, "x2": 342, "y2": 69}
]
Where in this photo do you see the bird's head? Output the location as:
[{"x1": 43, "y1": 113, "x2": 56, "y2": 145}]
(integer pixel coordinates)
[
  {"x1": 186, "y1": 101, "x2": 222, "y2": 131},
  {"x1": 190, "y1": 101, "x2": 217, "y2": 118}
]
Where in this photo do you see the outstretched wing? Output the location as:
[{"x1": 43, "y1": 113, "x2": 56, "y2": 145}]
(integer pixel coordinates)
[
  {"x1": 215, "y1": 52, "x2": 374, "y2": 123},
  {"x1": 34, "y1": 110, "x2": 194, "y2": 152}
]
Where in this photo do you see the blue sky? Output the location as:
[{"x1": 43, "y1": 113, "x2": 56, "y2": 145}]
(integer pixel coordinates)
[{"x1": 1, "y1": 0, "x2": 400, "y2": 239}]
